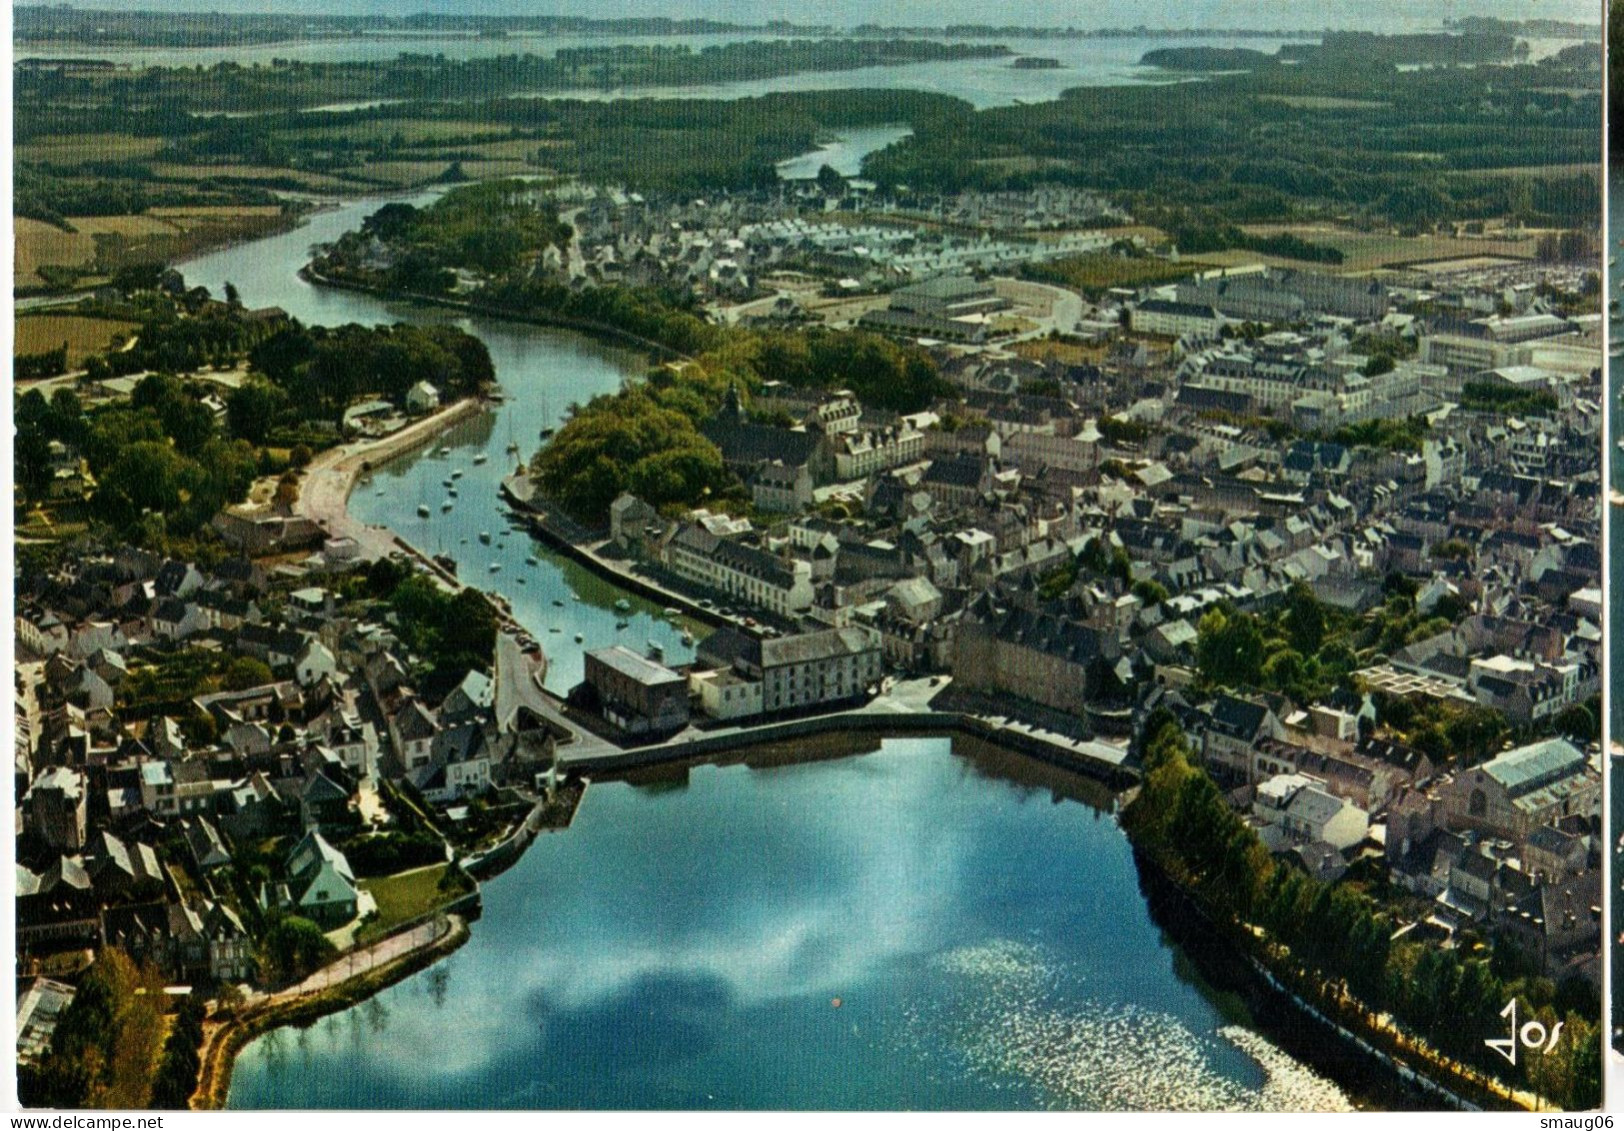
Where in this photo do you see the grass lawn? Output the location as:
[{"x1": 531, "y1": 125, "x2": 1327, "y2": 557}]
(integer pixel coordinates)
[{"x1": 356, "y1": 863, "x2": 470, "y2": 946}]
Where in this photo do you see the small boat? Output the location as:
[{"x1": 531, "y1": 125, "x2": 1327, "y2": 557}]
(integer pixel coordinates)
[
  {"x1": 473, "y1": 454, "x2": 488, "y2": 465},
  {"x1": 681, "y1": 631, "x2": 694, "y2": 646},
  {"x1": 417, "y1": 504, "x2": 431, "y2": 518},
  {"x1": 443, "y1": 478, "x2": 453, "y2": 488},
  {"x1": 614, "y1": 598, "x2": 632, "y2": 612},
  {"x1": 449, "y1": 488, "x2": 458, "y2": 497},
  {"x1": 615, "y1": 619, "x2": 629, "y2": 630},
  {"x1": 438, "y1": 446, "x2": 451, "y2": 456},
  {"x1": 441, "y1": 501, "x2": 454, "y2": 511},
  {"x1": 528, "y1": 556, "x2": 540, "y2": 566},
  {"x1": 490, "y1": 562, "x2": 502, "y2": 572},
  {"x1": 647, "y1": 640, "x2": 664, "y2": 658},
  {"x1": 479, "y1": 532, "x2": 492, "y2": 544},
  {"x1": 550, "y1": 626, "x2": 561, "y2": 633},
  {"x1": 452, "y1": 469, "x2": 464, "y2": 479},
  {"x1": 507, "y1": 440, "x2": 521, "y2": 454},
  {"x1": 574, "y1": 633, "x2": 584, "y2": 643},
  {"x1": 375, "y1": 489, "x2": 384, "y2": 496},
  {"x1": 552, "y1": 599, "x2": 564, "y2": 607},
  {"x1": 538, "y1": 426, "x2": 556, "y2": 441},
  {"x1": 663, "y1": 607, "x2": 681, "y2": 618},
  {"x1": 517, "y1": 577, "x2": 527, "y2": 584}
]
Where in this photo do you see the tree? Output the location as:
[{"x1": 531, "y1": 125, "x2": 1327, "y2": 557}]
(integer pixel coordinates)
[
  {"x1": 1282, "y1": 582, "x2": 1326, "y2": 654},
  {"x1": 815, "y1": 163, "x2": 847, "y2": 196},
  {"x1": 257, "y1": 915, "x2": 337, "y2": 984},
  {"x1": 226, "y1": 380, "x2": 288, "y2": 445},
  {"x1": 1196, "y1": 607, "x2": 1265, "y2": 688},
  {"x1": 223, "y1": 657, "x2": 274, "y2": 691},
  {"x1": 1553, "y1": 702, "x2": 1597, "y2": 743}
]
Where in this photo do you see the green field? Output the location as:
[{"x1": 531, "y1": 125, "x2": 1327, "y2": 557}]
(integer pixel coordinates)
[{"x1": 356, "y1": 863, "x2": 471, "y2": 945}]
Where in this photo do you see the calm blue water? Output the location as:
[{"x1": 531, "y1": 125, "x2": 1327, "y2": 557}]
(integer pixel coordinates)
[
  {"x1": 226, "y1": 738, "x2": 1354, "y2": 1110},
  {"x1": 178, "y1": 195, "x2": 701, "y2": 693},
  {"x1": 776, "y1": 125, "x2": 912, "y2": 179}
]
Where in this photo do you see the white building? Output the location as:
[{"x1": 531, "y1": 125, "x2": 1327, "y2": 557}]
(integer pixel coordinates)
[{"x1": 663, "y1": 525, "x2": 815, "y2": 616}]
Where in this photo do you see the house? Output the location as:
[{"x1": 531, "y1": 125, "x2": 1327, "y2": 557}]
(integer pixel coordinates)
[
  {"x1": 1523, "y1": 824, "x2": 1588, "y2": 881},
  {"x1": 295, "y1": 640, "x2": 339, "y2": 687},
  {"x1": 1253, "y1": 772, "x2": 1370, "y2": 851},
  {"x1": 581, "y1": 647, "x2": 691, "y2": 736},
  {"x1": 1495, "y1": 871, "x2": 1601, "y2": 978},
  {"x1": 1132, "y1": 298, "x2": 1223, "y2": 339},
  {"x1": 295, "y1": 771, "x2": 353, "y2": 832},
  {"x1": 662, "y1": 525, "x2": 815, "y2": 617},
  {"x1": 272, "y1": 831, "x2": 359, "y2": 927},
  {"x1": 392, "y1": 699, "x2": 441, "y2": 771},
  {"x1": 151, "y1": 598, "x2": 207, "y2": 641},
  {"x1": 441, "y1": 670, "x2": 495, "y2": 725},
  {"x1": 104, "y1": 899, "x2": 255, "y2": 983},
  {"x1": 690, "y1": 667, "x2": 765, "y2": 721},
  {"x1": 728, "y1": 626, "x2": 883, "y2": 715},
  {"x1": 1201, "y1": 694, "x2": 1283, "y2": 784},
  {"x1": 406, "y1": 380, "x2": 441, "y2": 413},
  {"x1": 82, "y1": 831, "x2": 164, "y2": 902},
  {"x1": 952, "y1": 597, "x2": 1122, "y2": 719},
  {"x1": 237, "y1": 624, "x2": 309, "y2": 668},
  {"x1": 411, "y1": 722, "x2": 499, "y2": 804},
  {"x1": 16, "y1": 857, "x2": 100, "y2": 951},
  {"x1": 23, "y1": 766, "x2": 87, "y2": 852},
  {"x1": 182, "y1": 817, "x2": 233, "y2": 871}
]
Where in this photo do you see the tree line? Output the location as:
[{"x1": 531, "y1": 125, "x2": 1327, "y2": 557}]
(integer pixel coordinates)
[{"x1": 1123, "y1": 717, "x2": 1601, "y2": 1110}]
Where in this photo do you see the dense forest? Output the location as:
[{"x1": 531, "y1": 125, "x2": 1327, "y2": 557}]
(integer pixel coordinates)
[
  {"x1": 14, "y1": 34, "x2": 1598, "y2": 232},
  {"x1": 863, "y1": 48, "x2": 1599, "y2": 228},
  {"x1": 15, "y1": 39, "x2": 1006, "y2": 115}
]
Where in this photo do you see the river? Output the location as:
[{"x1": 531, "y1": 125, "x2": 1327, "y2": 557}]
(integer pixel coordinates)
[
  {"x1": 28, "y1": 31, "x2": 1593, "y2": 111},
  {"x1": 177, "y1": 165, "x2": 1384, "y2": 1113},
  {"x1": 226, "y1": 736, "x2": 1359, "y2": 1111},
  {"x1": 181, "y1": 195, "x2": 701, "y2": 694}
]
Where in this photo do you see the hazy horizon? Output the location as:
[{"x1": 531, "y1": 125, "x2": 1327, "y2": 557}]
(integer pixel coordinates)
[{"x1": 14, "y1": 0, "x2": 1601, "y2": 30}]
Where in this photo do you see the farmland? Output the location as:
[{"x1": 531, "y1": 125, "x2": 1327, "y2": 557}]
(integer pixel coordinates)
[{"x1": 14, "y1": 314, "x2": 140, "y2": 368}]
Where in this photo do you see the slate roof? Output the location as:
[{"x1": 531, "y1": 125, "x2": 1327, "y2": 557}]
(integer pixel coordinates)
[{"x1": 1481, "y1": 738, "x2": 1586, "y2": 797}]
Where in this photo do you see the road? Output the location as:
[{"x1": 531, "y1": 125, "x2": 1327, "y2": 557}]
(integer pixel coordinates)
[
  {"x1": 493, "y1": 629, "x2": 617, "y2": 759},
  {"x1": 994, "y1": 277, "x2": 1084, "y2": 342}
]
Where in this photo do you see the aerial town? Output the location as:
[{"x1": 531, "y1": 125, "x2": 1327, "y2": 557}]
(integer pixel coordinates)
[{"x1": 10, "y1": 18, "x2": 1606, "y2": 1112}]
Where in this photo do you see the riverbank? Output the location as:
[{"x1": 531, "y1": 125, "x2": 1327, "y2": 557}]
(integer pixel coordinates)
[
  {"x1": 193, "y1": 913, "x2": 472, "y2": 1110},
  {"x1": 1131, "y1": 849, "x2": 1547, "y2": 1112},
  {"x1": 289, "y1": 395, "x2": 487, "y2": 561},
  {"x1": 302, "y1": 267, "x2": 696, "y2": 363}
]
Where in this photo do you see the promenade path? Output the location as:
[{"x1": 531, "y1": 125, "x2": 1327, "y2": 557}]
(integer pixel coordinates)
[{"x1": 276, "y1": 916, "x2": 450, "y2": 1002}]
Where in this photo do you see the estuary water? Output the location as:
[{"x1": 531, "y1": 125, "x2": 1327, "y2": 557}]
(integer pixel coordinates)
[
  {"x1": 226, "y1": 737, "x2": 1356, "y2": 1110},
  {"x1": 182, "y1": 187, "x2": 1367, "y2": 1116}
]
